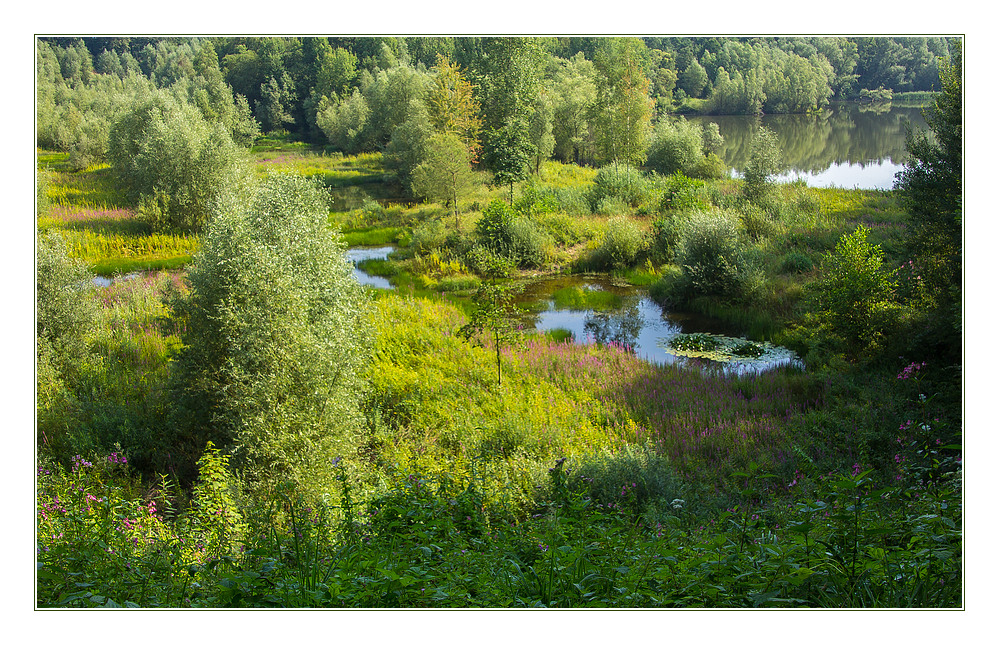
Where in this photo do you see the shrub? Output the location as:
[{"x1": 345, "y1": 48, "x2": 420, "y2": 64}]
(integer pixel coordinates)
[
  {"x1": 646, "y1": 117, "x2": 704, "y2": 177},
  {"x1": 738, "y1": 202, "x2": 785, "y2": 240},
  {"x1": 658, "y1": 171, "x2": 710, "y2": 213},
  {"x1": 410, "y1": 217, "x2": 451, "y2": 254},
  {"x1": 596, "y1": 216, "x2": 645, "y2": 270},
  {"x1": 778, "y1": 251, "x2": 814, "y2": 274},
  {"x1": 594, "y1": 195, "x2": 630, "y2": 217},
  {"x1": 515, "y1": 185, "x2": 561, "y2": 217},
  {"x1": 692, "y1": 152, "x2": 729, "y2": 180},
  {"x1": 107, "y1": 91, "x2": 251, "y2": 232},
  {"x1": 589, "y1": 163, "x2": 650, "y2": 209},
  {"x1": 568, "y1": 444, "x2": 686, "y2": 516},
  {"x1": 475, "y1": 199, "x2": 517, "y2": 255},
  {"x1": 647, "y1": 213, "x2": 689, "y2": 264},
  {"x1": 817, "y1": 225, "x2": 900, "y2": 350},
  {"x1": 36, "y1": 231, "x2": 98, "y2": 367},
  {"x1": 742, "y1": 126, "x2": 783, "y2": 205},
  {"x1": 475, "y1": 199, "x2": 552, "y2": 268},
  {"x1": 170, "y1": 174, "x2": 371, "y2": 491},
  {"x1": 676, "y1": 211, "x2": 751, "y2": 300},
  {"x1": 535, "y1": 211, "x2": 584, "y2": 246},
  {"x1": 505, "y1": 217, "x2": 554, "y2": 269}
]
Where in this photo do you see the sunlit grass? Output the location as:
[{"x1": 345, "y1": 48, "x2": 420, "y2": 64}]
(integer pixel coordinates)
[
  {"x1": 56, "y1": 228, "x2": 199, "y2": 276},
  {"x1": 253, "y1": 150, "x2": 386, "y2": 187}
]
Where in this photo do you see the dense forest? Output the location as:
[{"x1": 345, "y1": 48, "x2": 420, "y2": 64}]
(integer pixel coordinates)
[{"x1": 35, "y1": 36, "x2": 962, "y2": 610}]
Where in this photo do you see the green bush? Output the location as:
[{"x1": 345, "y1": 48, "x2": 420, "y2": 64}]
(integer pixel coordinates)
[
  {"x1": 817, "y1": 225, "x2": 900, "y2": 350},
  {"x1": 779, "y1": 251, "x2": 814, "y2": 274},
  {"x1": 742, "y1": 126, "x2": 783, "y2": 206},
  {"x1": 505, "y1": 217, "x2": 555, "y2": 269},
  {"x1": 515, "y1": 185, "x2": 562, "y2": 217},
  {"x1": 410, "y1": 217, "x2": 451, "y2": 254},
  {"x1": 596, "y1": 216, "x2": 645, "y2": 270},
  {"x1": 738, "y1": 202, "x2": 785, "y2": 240},
  {"x1": 170, "y1": 173, "x2": 371, "y2": 491},
  {"x1": 692, "y1": 152, "x2": 729, "y2": 180},
  {"x1": 647, "y1": 212, "x2": 692, "y2": 264},
  {"x1": 535, "y1": 211, "x2": 584, "y2": 246},
  {"x1": 475, "y1": 199, "x2": 517, "y2": 254},
  {"x1": 676, "y1": 211, "x2": 751, "y2": 300},
  {"x1": 568, "y1": 444, "x2": 686, "y2": 516},
  {"x1": 594, "y1": 195, "x2": 630, "y2": 217},
  {"x1": 107, "y1": 90, "x2": 251, "y2": 233},
  {"x1": 589, "y1": 163, "x2": 650, "y2": 209},
  {"x1": 658, "y1": 171, "x2": 710, "y2": 213},
  {"x1": 475, "y1": 199, "x2": 553, "y2": 268},
  {"x1": 646, "y1": 117, "x2": 704, "y2": 177}
]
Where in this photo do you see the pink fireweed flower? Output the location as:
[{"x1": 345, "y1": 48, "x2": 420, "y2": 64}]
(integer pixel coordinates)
[{"x1": 897, "y1": 361, "x2": 926, "y2": 380}]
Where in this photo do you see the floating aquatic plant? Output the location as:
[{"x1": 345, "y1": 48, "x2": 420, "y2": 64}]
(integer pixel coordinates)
[{"x1": 662, "y1": 333, "x2": 797, "y2": 367}]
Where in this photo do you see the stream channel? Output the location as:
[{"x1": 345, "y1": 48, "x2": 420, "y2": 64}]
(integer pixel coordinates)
[{"x1": 346, "y1": 246, "x2": 802, "y2": 375}]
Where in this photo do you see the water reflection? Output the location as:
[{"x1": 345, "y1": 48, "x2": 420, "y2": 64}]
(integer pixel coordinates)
[
  {"x1": 518, "y1": 276, "x2": 799, "y2": 373},
  {"x1": 346, "y1": 253, "x2": 802, "y2": 373},
  {"x1": 344, "y1": 246, "x2": 394, "y2": 289},
  {"x1": 690, "y1": 102, "x2": 930, "y2": 189}
]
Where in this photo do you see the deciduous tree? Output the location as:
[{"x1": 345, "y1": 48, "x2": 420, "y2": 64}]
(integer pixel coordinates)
[
  {"x1": 411, "y1": 132, "x2": 477, "y2": 228},
  {"x1": 170, "y1": 174, "x2": 371, "y2": 489}
]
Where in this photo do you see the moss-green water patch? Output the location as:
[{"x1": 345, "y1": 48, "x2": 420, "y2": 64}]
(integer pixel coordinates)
[
  {"x1": 544, "y1": 328, "x2": 574, "y2": 343},
  {"x1": 551, "y1": 285, "x2": 622, "y2": 311}
]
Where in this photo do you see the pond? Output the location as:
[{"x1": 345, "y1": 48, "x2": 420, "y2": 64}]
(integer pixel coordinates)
[
  {"x1": 688, "y1": 102, "x2": 931, "y2": 189},
  {"x1": 347, "y1": 247, "x2": 802, "y2": 374},
  {"x1": 345, "y1": 246, "x2": 395, "y2": 289},
  {"x1": 515, "y1": 275, "x2": 801, "y2": 374}
]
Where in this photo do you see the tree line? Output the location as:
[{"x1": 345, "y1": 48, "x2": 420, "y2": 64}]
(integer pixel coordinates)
[{"x1": 37, "y1": 36, "x2": 957, "y2": 170}]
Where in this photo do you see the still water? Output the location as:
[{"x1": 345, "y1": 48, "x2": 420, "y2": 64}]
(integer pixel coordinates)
[
  {"x1": 348, "y1": 247, "x2": 801, "y2": 373},
  {"x1": 689, "y1": 102, "x2": 930, "y2": 189}
]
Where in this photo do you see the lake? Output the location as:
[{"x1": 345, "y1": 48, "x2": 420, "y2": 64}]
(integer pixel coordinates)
[{"x1": 688, "y1": 102, "x2": 930, "y2": 189}]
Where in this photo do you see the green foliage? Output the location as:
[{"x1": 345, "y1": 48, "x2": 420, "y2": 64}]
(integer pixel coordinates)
[
  {"x1": 459, "y1": 281, "x2": 524, "y2": 385},
  {"x1": 189, "y1": 442, "x2": 247, "y2": 561},
  {"x1": 817, "y1": 225, "x2": 899, "y2": 351},
  {"x1": 894, "y1": 43, "x2": 962, "y2": 358},
  {"x1": 475, "y1": 199, "x2": 517, "y2": 254},
  {"x1": 589, "y1": 163, "x2": 650, "y2": 209},
  {"x1": 646, "y1": 117, "x2": 704, "y2": 176},
  {"x1": 647, "y1": 212, "x2": 689, "y2": 264},
  {"x1": 411, "y1": 132, "x2": 477, "y2": 226},
  {"x1": 675, "y1": 211, "x2": 753, "y2": 300},
  {"x1": 596, "y1": 216, "x2": 645, "y2": 270},
  {"x1": 742, "y1": 126, "x2": 784, "y2": 204},
  {"x1": 658, "y1": 171, "x2": 712, "y2": 212},
  {"x1": 778, "y1": 251, "x2": 814, "y2": 274},
  {"x1": 170, "y1": 174, "x2": 371, "y2": 490},
  {"x1": 483, "y1": 117, "x2": 535, "y2": 201},
  {"x1": 36, "y1": 231, "x2": 99, "y2": 365},
  {"x1": 107, "y1": 91, "x2": 251, "y2": 232},
  {"x1": 472, "y1": 199, "x2": 552, "y2": 268},
  {"x1": 36, "y1": 231, "x2": 99, "y2": 453}
]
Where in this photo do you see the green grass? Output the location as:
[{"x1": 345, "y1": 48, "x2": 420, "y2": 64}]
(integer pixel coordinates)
[
  {"x1": 340, "y1": 226, "x2": 408, "y2": 247},
  {"x1": 253, "y1": 150, "x2": 386, "y2": 188}
]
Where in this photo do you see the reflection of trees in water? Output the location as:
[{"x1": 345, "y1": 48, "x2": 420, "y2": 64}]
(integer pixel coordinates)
[
  {"x1": 690, "y1": 104, "x2": 929, "y2": 173},
  {"x1": 583, "y1": 302, "x2": 643, "y2": 349}
]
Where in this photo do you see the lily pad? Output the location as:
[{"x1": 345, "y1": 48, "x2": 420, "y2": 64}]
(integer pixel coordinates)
[{"x1": 660, "y1": 333, "x2": 799, "y2": 367}]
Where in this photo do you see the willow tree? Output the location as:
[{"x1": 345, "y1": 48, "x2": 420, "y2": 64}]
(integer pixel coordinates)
[
  {"x1": 107, "y1": 90, "x2": 251, "y2": 232},
  {"x1": 170, "y1": 174, "x2": 371, "y2": 491}
]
